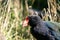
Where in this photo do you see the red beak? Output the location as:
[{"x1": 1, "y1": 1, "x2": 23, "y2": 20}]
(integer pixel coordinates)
[{"x1": 22, "y1": 17, "x2": 29, "y2": 27}]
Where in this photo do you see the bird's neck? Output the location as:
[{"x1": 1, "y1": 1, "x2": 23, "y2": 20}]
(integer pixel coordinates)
[
  {"x1": 31, "y1": 20, "x2": 45, "y2": 29},
  {"x1": 37, "y1": 21, "x2": 45, "y2": 27}
]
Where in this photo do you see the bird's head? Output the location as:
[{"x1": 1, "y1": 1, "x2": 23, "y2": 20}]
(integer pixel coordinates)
[{"x1": 22, "y1": 15, "x2": 42, "y2": 27}]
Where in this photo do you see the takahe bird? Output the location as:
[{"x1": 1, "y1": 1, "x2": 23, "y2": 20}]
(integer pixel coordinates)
[
  {"x1": 28, "y1": 8, "x2": 51, "y2": 21},
  {"x1": 22, "y1": 15, "x2": 60, "y2": 40},
  {"x1": 28, "y1": 8, "x2": 45, "y2": 19}
]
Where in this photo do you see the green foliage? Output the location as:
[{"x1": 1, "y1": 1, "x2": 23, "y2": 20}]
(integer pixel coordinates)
[
  {"x1": 0, "y1": 0, "x2": 60, "y2": 40},
  {"x1": 11, "y1": 11, "x2": 15, "y2": 20}
]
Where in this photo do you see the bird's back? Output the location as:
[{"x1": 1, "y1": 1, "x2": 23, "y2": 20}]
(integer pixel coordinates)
[{"x1": 44, "y1": 21, "x2": 60, "y2": 40}]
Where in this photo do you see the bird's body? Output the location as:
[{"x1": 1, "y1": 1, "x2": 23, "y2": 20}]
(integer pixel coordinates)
[
  {"x1": 30, "y1": 22, "x2": 54, "y2": 40},
  {"x1": 23, "y1": 15, "x2": 60, "y2": 40},
  {"x1": 44, "y1": 21, "x2": 60, "y2": 40}
]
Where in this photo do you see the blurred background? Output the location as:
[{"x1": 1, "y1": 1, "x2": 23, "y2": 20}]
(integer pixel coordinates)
[{"x1": 0, "y1": 0, "x2": 60, "y2": 40}]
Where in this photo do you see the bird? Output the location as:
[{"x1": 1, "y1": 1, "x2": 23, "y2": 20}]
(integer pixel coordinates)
[
  {"x1": 22, "y1": 15, "x2": 60, "y2": 40},
  {"x1": 28, "y1": 8, "x2": 51, "y2": 21},
  {"x1": 28, "y1": 8, "x2": 45, "y2": 19}
]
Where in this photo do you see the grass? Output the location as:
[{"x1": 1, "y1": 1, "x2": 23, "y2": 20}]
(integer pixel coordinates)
[{"x1": 0, "y1": 0, "x2": 60, "y2": 40}]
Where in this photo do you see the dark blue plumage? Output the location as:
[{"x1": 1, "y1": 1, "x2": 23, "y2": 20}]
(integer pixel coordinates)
[
  {"x1": 27, "y1": 15, "x2": 60, "y2": 40},
  {"x1": 44, "y1": 21, "x2": 60, "y2": 40}
]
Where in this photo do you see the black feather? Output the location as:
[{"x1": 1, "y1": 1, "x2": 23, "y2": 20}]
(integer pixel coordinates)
[{"x1": 28, "y1": 15, "x2": 60, "y2": 40}]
